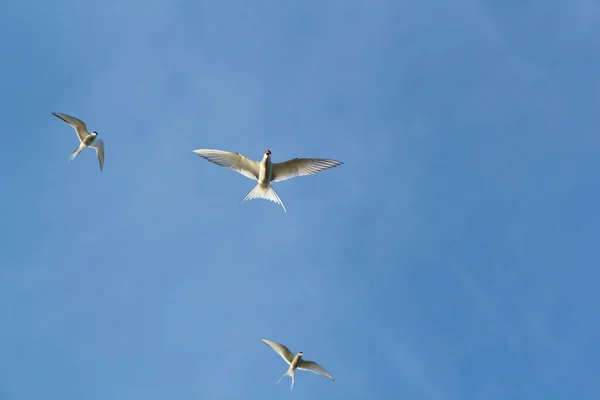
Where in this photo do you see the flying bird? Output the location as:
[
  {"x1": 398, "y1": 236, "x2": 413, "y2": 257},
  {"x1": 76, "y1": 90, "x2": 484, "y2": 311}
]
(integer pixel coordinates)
[
  {"x1": 52, "y1": 112, "x2": 104, "y2": 171},
  {"x1": 192, "y1": 148, "x2": 343, "y2": 212},
  {"x1": 260, "y1": 338, "x2": 335, "y2": 391}
]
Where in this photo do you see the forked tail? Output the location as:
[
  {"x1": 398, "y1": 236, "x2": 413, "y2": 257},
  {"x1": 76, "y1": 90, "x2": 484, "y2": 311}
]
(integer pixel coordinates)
[
  {"x1": 241, "y1": 183, "x2": 287, "y2": 213},
  {"x1": 277, "y1": 368, "x2": 295, "y2": 391},
  {"x1": 69, "y1": 145, "x2": 84, "y2": 162}
]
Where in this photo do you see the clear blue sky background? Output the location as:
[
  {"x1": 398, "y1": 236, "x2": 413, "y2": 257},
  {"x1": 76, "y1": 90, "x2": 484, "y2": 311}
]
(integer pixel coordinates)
[{"x1": 0, "y1": 1, "x2": 598, "y2": 399}]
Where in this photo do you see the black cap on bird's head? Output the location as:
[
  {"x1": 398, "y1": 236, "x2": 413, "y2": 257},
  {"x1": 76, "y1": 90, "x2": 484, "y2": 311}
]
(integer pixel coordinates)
[
  {"x1": 265, "y1": 148, "x2": 271, "y2": 156},
  {"x1": 92, "y1": 131, "x2": 98, "y2": 136}
]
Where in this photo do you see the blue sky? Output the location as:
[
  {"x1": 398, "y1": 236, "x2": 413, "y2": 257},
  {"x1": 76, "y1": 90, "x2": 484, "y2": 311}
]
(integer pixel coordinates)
[{"x1": 0, "y1": 0, "x2": 598, "y2": 399}]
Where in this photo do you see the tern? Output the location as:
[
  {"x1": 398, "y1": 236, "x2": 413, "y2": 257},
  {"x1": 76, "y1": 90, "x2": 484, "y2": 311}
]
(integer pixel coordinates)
[
  {"x1": 52, "y1": 112, "x2": 104, "y2": 171},
  {"x1": 260, "y1": 338, "x2": 335, "y2": 391},
  {"x1": 192, "y1": 148, "x2": 343, "y2": 212}
]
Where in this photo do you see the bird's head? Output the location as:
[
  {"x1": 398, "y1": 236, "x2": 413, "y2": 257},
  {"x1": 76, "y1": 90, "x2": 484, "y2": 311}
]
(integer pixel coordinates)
[
  {"x1": 298, "y1": 351, "x2": 304, "y2": 357},
  {"x1": 265, "y1": 148, "x2": 271, "y2": 157},
  {"x1": 91, "y1": 131, "x2": 98, "y2": 136}
]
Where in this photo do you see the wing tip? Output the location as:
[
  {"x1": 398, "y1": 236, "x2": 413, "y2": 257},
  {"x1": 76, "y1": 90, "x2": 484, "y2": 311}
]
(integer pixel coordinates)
[
  {"x1": 192, "y1": 149, "x2": 220, "y2": 155},
  {"x1": 192, "y1": 149, "x2": 209, "y2": 157}
]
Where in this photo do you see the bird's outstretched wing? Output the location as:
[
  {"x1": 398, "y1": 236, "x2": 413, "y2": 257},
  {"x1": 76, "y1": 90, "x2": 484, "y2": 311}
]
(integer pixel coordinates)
[
  {"x1": 297, "y1": 359, "x2": 335, "y2": 381},
  {"x1": 271, "y1": 158, "x2": 343, "y2": 183},
  {"x1": 260, "y1": 338, "x2": 295, "y2": 365},
  {"x1": 193, "y1": 149, "x2": 260, "y2": 181},
  {"x1": 90, "y1": 139, "x2": 104, "y2": 171},
  {"x1": 52, "y1": 112, "x2": 90, "y2": 142}
]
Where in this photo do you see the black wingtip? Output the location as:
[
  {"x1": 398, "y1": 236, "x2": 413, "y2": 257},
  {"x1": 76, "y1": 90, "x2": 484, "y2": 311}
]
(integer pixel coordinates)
[{"x1": 51, "y1": 112, "x2": 66, "y2": 122}]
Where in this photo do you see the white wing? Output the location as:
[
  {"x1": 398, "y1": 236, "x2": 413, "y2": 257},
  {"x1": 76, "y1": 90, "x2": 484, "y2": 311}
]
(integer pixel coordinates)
[
  {"x1": 90, "y1": 139, "x2": 104, "y2": 171},
  {"x1": 52, "y1": 112, "x2": 90, "y2": 142},
  {"x1": 260, "y1": 339, "x2": 295, "y2": 365},
  {"x1": 297, "y1": 359, "x2": 335, "y2": 381},
  {"x1": 271, "y1": 158, "x2": 343, "y2": 183},
  {"x1": 193, "y1": 149, "x2": 260, "y2": 181}
]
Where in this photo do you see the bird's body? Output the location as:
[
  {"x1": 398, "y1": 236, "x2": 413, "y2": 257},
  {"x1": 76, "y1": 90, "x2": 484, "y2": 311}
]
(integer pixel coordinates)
[
  {"x1": 258, "y1": 152, "x2": 272, "y2": 185},
  {"x1": 52, "y1": 112, "x2": 105, "y2": 171},
  {"x1": 192, "y1": 148, "x2": 343, "y2": 212},
  {"x1": 260, "y1": 338, "x2": 334, "y2": 391}
]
